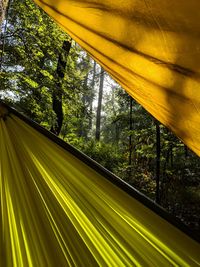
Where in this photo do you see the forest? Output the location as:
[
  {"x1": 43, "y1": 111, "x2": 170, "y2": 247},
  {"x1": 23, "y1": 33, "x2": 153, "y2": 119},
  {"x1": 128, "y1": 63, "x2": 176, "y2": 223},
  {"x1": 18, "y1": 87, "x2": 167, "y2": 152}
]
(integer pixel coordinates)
[{"x1": 1, "y1": 0, "x2": 200, "y2": 233}]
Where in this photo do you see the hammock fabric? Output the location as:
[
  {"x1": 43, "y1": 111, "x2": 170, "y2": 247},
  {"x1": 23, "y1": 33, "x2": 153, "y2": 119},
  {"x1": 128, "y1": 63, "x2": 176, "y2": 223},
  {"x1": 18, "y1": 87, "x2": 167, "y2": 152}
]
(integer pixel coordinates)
[
  {"x1": 0, "y1": 104, "x2": 200, "y2": 266},
  {"x1": 33, "y1": 0, "x2": 200, "y2": 156}
]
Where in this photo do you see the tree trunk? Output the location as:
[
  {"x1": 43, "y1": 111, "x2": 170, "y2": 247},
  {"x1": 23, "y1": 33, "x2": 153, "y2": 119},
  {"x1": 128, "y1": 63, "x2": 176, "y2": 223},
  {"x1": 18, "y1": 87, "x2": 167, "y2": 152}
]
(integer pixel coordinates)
[
  {"x1": 111, "y1": 87, "x2": 119, "y2": 144},
  {"x1": 95, "y1": 66, "x2": 104, "y2": 141},
  {"x1": 0, "y1": 0, "x2": 8, "y2": 25},
  {"x1": 184, "y1": 145, "x2": 188, "y2": 159},
  {"x1": 155, "y1": 120, "x2": 161, "y2": 204},
  {"x1": 0, "y1": 0, "x2": 9, "y2": 71},
  {"x1": 79, "y1": 71, "x2": 89, "y2": 138},
  {"x1": 89, "y1": 60, "x2": 96, "y2": 131},
  {"x1": 170, "y1": 143, "x2": 173, "y2": 168},
  {"x1": 51, "y1": 40, "x2": 71, "y2": 135},
  {"x1": 129, "y1": 97, "x2": 133, "y2": 166}
]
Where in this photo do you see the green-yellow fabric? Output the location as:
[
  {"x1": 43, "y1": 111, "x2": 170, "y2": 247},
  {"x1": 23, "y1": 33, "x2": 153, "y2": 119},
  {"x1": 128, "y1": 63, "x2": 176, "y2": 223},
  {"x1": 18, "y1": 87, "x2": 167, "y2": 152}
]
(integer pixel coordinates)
[
  {"x1": 1, "y1": 114, "x2": 200, "y2": 266},
  {"x1": 33, "y1": 0, "x2": 200, "y2": 156}
]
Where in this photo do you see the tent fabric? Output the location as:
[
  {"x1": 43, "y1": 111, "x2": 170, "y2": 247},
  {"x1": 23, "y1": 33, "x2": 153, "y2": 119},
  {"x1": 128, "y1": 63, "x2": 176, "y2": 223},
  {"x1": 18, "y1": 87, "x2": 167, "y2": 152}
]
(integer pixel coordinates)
[
  {"x1": 33, "y1": 0, "x2": 200, "y2": 156},
  {"x1": 1, "y1": 108, "x2": 200, "y2": 266}
]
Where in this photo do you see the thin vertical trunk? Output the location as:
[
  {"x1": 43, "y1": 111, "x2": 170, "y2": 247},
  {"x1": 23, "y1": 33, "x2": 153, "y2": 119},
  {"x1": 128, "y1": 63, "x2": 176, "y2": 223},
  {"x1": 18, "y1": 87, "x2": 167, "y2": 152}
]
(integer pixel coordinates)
[
  {"x1": 155, "y1": 120, "x2": 161, "y2": 204},
  {"x1": 129, "y1": 97, "x2": 133, "y2": 166},
  {"x1": 170, "y1": 143, "x2": 173, "y2": 168},
  {"x1": 95, "y1": 66, "x2": 104, "y2": 141},
  {"x1": 79, "y1": 72, "x2": 89, "y2": 137},
  {"x1": 0, "y1": 0, "x2": 10, "y2": 71},
  {"x1": 89, "y1": 60, "x2": 96, "y2": 131},
  {"x1": 111, "y1": 87, "x2": 119, "y2": 144},
  {"x1": 184, "y1": 145, "x2": 188, "y2": 159},
  {"x1": 51, "y1": 40, "x2": 71, "y2": 135},
  {"x1": 0, "y1": 0, "x2": 8, "y2": 25}
]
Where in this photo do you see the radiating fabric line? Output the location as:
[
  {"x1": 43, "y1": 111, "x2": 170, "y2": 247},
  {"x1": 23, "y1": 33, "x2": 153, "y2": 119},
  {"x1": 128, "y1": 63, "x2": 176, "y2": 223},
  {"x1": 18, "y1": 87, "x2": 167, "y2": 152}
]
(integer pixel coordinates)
[
  {"x1": 1, "y1": 121, "x2": 98, "y2": 266},
  {"x1": 1, "y1": 112, "x2": 200, "y2": 266},
  {"x1": 6, "y1": 116, "x2": 149, "y2": 266},
  {"x1": 33, "y1": 0, "x2": 200, "y2": 156}
]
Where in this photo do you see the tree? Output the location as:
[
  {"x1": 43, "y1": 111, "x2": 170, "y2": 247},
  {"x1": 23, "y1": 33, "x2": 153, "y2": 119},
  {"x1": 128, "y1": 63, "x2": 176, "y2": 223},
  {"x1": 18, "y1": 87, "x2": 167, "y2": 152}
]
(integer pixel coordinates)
[
  {"x1": 95, "y1": 66, "x2": 104, "y2": 141},
  {"x1": 155, "y1": 120, "x2": 161, "y2": 204},
  {"x1": 51, "y1": 40, "x2": 71, "y2": 135},
  {"x1": 1, "y1": 0, "x2": 69, "y2": 124},
  {"x1": 129, "y1": 97, "x2": 133, "y2": 167},
  {"x1": 0, "y1": 0, "x2": 8, "y2": 25},
  {"x1": 88, "y1": 60, "x2": 96, "y2": 132},
  {"x1": 1, "y1": 0, "x2": 89, "y2": 130}
]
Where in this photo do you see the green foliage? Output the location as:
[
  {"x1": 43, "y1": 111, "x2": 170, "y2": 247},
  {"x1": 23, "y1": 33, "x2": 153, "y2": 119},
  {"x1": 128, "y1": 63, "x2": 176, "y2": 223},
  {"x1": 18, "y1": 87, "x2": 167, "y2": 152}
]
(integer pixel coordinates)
[
  {"x1": 80, "y1": 141, "x2": 123, "y2": 172},
  {"x1": 1, "y1": 0, "x2": 91, "y2": 127}
]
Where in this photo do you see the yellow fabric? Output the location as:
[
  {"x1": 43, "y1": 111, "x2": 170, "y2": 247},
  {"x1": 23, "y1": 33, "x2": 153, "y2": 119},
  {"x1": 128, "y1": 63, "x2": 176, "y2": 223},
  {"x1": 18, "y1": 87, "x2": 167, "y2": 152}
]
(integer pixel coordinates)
[
  {"x1": 33, "y1": 0, "x2": 200, "y2": 156},
  {"x1": 0, "y1": 114, "x2": 200, "y2": 266}
]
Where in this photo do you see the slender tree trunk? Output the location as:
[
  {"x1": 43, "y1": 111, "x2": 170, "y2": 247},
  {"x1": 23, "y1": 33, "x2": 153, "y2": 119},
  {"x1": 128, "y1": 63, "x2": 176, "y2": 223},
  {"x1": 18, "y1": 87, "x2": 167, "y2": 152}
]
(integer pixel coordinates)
[
  {"x1": 111, "y1": 87, "x2": 119, "y2": 144},
  {"x1": 51, "y1": 40, "x2": 71, "y2": 135},
  {"x1": 170, "y1": 143, "x2": 173, "y2": 168},
  {"x1": 95, "y1": 66, "x2": 104, "y2": 141},
  {"x1": 89, "y1": 60, "x2": 96, "y2": 131},
  {"x1": 184, "y1": 145, "x2": 188, "y2": 159},
  {"x1": 155, "y1": 120, "x2": 161, "y2": 204},
  {"x1": 0, "y1": 0, "x2": 10, "y2": 71},
  {"x1": 79, "y1": 72, "x2": 88, "y2": 137},
  {"x1": 129, "y1": 97, "x2": 133, "y2": 166},
  {"x1": 0, "y1": 0, "x2": 8, "y2": 25}
]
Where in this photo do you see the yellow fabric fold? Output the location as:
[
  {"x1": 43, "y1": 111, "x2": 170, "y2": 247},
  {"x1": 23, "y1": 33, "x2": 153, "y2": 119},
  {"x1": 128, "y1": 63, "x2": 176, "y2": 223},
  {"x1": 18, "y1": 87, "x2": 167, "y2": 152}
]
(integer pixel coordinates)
[
  {"x1": 33, "y1": 0, "x2": 200, "y2": 155},
  {"x1": 1, "y1": 114, "x2": 200, "y2": 266}
]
